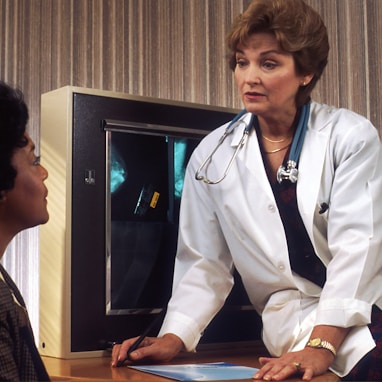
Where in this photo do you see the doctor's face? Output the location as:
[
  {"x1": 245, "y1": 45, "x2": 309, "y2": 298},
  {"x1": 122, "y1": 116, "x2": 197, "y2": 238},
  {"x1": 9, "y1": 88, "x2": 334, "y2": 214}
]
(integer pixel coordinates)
[
  {"x1": 2, "y1": 133, "x2": 49, "y2": 233},
  {"x1": 234, "y1": 33, "x2": 311, "y2": 122}
]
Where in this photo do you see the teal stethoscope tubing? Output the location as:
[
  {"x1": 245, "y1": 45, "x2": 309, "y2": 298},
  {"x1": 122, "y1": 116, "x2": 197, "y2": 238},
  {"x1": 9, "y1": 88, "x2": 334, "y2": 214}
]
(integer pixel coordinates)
[{"x1": 195, "y1": 103, "x2": 310, "y2": 184}]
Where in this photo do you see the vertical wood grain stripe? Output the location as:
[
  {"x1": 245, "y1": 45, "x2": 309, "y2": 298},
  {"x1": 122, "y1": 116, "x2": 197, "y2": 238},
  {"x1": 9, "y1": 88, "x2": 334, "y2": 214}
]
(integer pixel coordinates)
[{"x1": 0, "y1": 0, "x2": 380, "y2": 142}]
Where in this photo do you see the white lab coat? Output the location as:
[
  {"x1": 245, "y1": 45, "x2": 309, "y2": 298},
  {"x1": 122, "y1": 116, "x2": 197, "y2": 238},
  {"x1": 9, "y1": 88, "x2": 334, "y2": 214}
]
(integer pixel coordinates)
[{"x1": 159, "y1": 102, "x2": 382, "y2": 377}]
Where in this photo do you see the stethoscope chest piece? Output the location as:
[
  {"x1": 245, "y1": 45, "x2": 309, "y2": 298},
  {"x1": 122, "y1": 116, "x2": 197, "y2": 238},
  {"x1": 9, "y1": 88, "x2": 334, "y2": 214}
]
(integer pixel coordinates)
[
  {"x1": 276, "y1": 160, "x2": 298, "y2": 183},
  {"x1": 276, "y1": 103, "x2": 311, "y2": 184}
]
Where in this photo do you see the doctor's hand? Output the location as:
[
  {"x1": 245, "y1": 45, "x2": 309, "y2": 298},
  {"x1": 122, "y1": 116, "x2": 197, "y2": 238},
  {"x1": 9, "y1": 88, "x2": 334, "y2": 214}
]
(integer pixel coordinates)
[
  {"x1": 111, "y1": 333, "x2": 184, "y2": 367},
  {"x1": 253, "y1": 347, "x2": 334, "y2": 381}
]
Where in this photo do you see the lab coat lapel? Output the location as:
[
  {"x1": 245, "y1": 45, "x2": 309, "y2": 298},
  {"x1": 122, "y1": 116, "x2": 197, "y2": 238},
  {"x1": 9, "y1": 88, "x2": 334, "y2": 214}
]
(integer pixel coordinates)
[
  {"x1": 297, "y1": 111, "x2": 332, "y2": 238},
  {"x1": 231, "y1": 113, "x2": 275, "y2": 200}
]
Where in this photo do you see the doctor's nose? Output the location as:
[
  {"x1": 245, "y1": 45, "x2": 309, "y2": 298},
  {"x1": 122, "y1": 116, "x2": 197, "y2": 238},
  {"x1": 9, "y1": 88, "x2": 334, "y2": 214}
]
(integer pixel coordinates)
[{"x1": 244, "y1": 65, "x2": 261, "y2": 85}]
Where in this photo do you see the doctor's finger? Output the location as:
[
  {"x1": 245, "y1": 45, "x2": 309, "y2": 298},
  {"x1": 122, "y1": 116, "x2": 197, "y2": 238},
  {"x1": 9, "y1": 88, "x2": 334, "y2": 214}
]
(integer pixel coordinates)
[{"x1": 111, "y1": 337, "x2": 140, "y2": 366}]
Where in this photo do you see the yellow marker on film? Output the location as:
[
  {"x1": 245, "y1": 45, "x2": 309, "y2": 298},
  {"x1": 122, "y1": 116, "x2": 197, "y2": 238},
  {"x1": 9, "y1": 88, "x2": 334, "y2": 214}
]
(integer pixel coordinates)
[{"x1": 150, "y1": 191, "x2": 160, "y2": 208}]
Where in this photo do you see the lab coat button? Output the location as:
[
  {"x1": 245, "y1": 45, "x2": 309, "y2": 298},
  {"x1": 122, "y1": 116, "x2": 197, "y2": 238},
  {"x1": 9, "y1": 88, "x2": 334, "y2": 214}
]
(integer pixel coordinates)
[
  {"x1": 278, "y1": 263, "x2": 285, "y2": 271},
  {"x1": 268, "y1": 204, "x2": 276, "y2": 212}
]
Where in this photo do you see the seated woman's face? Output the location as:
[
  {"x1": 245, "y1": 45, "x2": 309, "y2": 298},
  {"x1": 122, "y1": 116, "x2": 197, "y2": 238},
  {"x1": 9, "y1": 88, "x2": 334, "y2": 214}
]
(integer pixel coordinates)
[
  {"x1": 3, "y1": 133, "x2": 49, "y2": 232},
  {"x1": 233, "y1": 32, "x2": 313, "y2": 121}
]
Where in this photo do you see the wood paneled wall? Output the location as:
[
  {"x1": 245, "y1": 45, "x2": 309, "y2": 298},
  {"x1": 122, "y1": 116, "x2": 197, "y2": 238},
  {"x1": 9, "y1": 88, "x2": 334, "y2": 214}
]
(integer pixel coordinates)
[{"x1": 0, "y1": 0, "x2": 381, "y2": 140}]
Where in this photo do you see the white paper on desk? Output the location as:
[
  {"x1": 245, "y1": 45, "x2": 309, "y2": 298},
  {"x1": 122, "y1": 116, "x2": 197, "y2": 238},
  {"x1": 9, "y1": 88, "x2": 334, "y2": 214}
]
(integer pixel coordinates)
[{"x1": 129, "y1": 362, "x2": 259, "y2": 381}]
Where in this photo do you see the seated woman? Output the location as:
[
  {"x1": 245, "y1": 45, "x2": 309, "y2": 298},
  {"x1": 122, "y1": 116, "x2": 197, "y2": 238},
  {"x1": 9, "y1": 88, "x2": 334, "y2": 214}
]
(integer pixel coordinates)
[{"x1": 0, "y1": 81, "x2": 50, "y2": 381}]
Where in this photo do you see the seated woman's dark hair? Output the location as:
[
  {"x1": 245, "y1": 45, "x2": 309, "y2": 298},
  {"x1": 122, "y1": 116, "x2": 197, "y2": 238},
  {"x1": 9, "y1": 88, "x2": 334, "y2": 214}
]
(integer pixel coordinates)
[
  {"x1": 0, "y1": 81, "x2": 29, "y2": 193},
  {"x1": 227, "y1": 0, "x2": 329, "y2": 107}
]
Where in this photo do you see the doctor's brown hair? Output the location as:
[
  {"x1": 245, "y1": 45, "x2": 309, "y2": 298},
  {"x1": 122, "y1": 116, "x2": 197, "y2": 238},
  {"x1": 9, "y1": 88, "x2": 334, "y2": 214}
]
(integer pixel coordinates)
[{"x1": 226, "y1": 0, "x2": 329, "y2": 107}]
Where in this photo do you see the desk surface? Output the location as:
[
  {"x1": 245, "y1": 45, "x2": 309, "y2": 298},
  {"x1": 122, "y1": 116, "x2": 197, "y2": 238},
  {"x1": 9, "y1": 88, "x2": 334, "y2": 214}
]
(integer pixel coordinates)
[{"x1": 43, "y1": 343, "x2": 340, "y2": 382}]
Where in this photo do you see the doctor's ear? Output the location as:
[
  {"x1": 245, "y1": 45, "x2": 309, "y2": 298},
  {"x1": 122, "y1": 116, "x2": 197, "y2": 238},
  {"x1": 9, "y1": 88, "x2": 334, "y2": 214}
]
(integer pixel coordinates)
[{"x1": 301, "y1": 73, "x2": 314, "y2": 87}]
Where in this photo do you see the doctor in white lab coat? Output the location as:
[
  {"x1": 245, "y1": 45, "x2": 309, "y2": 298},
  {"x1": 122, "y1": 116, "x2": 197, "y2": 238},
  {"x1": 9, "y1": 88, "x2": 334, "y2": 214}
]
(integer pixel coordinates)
[
  {"x1": 112, "y1": 1, "x2": 382, "y2": 380},
  {"x1": 158, "y1": 101, "x2": 382, "y2": 379}
]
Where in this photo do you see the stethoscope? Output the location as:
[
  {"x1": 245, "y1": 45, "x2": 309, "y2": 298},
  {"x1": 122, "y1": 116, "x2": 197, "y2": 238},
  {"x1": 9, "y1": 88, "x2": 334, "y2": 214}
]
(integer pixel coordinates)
[{"x1": 195, "y1": 103, "x2": 310, "y2": 185}]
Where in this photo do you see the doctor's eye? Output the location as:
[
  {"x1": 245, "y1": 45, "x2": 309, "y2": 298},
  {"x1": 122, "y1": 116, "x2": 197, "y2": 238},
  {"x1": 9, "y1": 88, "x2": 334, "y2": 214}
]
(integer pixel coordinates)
[
  {"x1": 236, "y1": 59, "x2": 248, "y2": 69},
  {"x1": 262, "y1": 60, "x2": 278, "y2": 70}
]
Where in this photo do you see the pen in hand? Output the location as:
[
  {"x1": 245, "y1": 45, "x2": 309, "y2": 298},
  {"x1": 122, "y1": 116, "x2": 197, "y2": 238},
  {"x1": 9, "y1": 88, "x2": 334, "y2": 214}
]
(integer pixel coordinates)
[{"x1": 117, "y1": 308, "x2": 166, "y2": 366}]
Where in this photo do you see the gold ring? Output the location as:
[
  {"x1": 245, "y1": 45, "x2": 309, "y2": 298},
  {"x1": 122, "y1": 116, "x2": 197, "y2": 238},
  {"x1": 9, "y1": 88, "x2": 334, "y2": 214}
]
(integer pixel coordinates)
[{"x1": 292, "y1": 361, "x2": 302, "y2": 371}]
